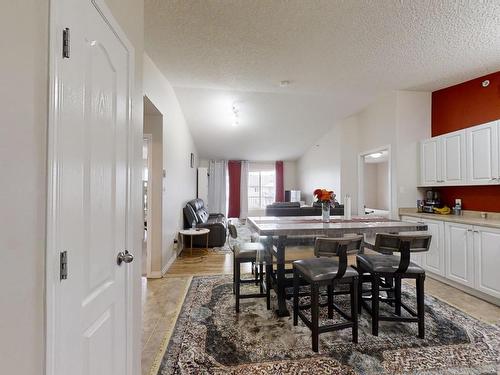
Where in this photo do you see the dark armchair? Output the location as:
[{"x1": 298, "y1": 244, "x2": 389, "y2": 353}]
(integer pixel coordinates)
[{"x1": 183, "y1": 199, "x2": 227, "y2": 247}]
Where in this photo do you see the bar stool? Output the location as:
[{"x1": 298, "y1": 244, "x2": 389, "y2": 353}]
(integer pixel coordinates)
[
  {"x1": 356, "y1": 233, "x2": 432, "y2": 338},
  {"x1": 292, "y1": 236, "x2": 363, "y2": 352},
  {"x1": 228, "y1": 223, "x2": 270, "y2": 313}
]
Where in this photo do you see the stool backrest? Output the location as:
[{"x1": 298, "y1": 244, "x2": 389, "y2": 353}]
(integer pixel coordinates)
[
  {"x1": 374, "y1": 233, "x2": 431, "y2": 254},
  {"x1": 375, "y1": 233, "x2": 432, "y2": 273},
  {"x1": 314, "y1": 235, "x2": 364, "y2": 258},
  {"x1": 314, "y1": 235, "x2": 363, "y2": 279}
]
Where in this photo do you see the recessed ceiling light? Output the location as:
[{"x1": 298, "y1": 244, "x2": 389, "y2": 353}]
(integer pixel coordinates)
[
  {"x1": 369, "y1": 152, "x2": 383, "y2": 158},
  {"x1": 280, "y1": 80, "x2": 291, "y2": 87}
]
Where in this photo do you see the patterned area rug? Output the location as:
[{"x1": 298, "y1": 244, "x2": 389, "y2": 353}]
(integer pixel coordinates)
[{"x1": 157, "y1": 275, "x2": 499, "y2": 374}]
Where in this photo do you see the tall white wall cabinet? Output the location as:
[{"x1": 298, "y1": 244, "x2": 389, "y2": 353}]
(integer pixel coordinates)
[{"x1": 420, "y1": 120, "x2": 499, "y2": 186}]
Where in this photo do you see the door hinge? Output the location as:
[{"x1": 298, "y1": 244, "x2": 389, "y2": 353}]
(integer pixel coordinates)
[
  {"x1": 62, "y1": 28, "x2": 70, "y2": 58},
  {"x1": 60, "y1": 251, "x2": 68, "y2": 280}
]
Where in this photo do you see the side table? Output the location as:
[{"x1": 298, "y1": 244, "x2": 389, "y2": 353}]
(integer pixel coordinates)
[{"x1": 179, "y1": 228, "x2": 210, "y2": 260}]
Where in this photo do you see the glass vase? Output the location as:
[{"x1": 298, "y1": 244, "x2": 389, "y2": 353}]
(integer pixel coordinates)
[{"x1": 321, "y1": 202, "x2": 330, "y2": 223}]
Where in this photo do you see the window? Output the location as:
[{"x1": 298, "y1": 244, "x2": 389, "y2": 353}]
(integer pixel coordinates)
[{"x1": 248, "y1": 167, "x2": 275, "y2": 210}]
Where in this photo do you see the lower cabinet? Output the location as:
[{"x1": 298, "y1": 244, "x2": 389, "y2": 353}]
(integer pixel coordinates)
[
  {"x1": 474, "y1": 227, "x2": 500, "y2": 299},
  {"x1": 422, "y1": 219, "x2": 445, "y2": 276},
  {"x1": 401, "y1": 216, "x2": 500, "y2": 301},
  {"x1": 400, "y1": 216, "x2": 444, "y2": 275},
  {"x1": 444, "y1": 222, "x2": 475, "y2": 288}
]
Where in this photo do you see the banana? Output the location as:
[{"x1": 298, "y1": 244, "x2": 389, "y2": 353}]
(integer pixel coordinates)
[{"x1": 433, "y1": 206, "x2": 451, "y2": 215}]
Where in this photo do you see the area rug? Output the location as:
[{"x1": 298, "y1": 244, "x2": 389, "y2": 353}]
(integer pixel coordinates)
[{"x1": 156, "y1": 275, "x2": 500, "y2": 374}]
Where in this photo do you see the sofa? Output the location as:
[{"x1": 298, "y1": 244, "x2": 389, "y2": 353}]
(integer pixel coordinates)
[
  {"x1": 183, "y1": 199, "x2": 227, "y2": 247},
  {"x1": 265, "y1": 201, "x2": 344, "y2": 217}
]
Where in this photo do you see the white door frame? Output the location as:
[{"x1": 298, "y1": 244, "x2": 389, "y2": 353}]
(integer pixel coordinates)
[
  {"x1": 357, "y1": 145, "x2": 392, "y2": 217},
  {"x1": 143, "y1": 134, "x2": 153, "y2": 278},
  {"x1": 46, "y1": 1, "x2": 136, "y2": 374}
]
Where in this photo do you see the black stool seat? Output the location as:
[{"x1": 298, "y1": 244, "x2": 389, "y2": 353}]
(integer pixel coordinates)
[
  {"x1": 234, "y1": 242, "x2": 265, "y2": 260},
  {"x1": 294, "y1": 258, "x2": 358, "y2": 282},
  {"x1": 357, "y1": 254, "x2": 424, "y2": 274}
]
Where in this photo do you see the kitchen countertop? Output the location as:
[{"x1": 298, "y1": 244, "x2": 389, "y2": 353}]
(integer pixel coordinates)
[{"x1": 399, "y1": 208, "x2": 500, "y2": 230}]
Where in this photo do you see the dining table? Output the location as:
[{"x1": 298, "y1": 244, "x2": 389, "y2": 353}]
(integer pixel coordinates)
[{"x1": 247, "y1": 215, "x2": 428, "y2": 316}]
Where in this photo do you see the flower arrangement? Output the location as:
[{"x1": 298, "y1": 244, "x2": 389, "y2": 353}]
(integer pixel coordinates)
[{"x1": 313, "y1": 189, "x2": 335, "y2": 204}]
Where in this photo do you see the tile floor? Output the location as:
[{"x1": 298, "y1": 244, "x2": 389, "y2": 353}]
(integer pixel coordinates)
[{"x1": 141, "y1": 250, "x2": 500, "y2": 375}]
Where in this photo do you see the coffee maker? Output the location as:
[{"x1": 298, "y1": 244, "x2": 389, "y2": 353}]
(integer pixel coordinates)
[{"x1": 423, "y1": 190, "x2": 441, "y2": 213}]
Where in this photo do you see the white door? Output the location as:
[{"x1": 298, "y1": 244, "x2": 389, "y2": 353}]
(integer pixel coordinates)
[
  {"x1": 421, "y1": 219, "x2": 445, "y2": 276},
  {"x1": 420, "y1": 138, "x2": 441, "y2": 185},
  {"x1": 48, "y1": 1, "x2": 133, "y2": 374},
  {"x1": 466, "y1": 121, "x2": 499, "y2": 184},
  {"x1": 445, "y1": 222, "x2": 474, "y2": 287},
  {"x1": 442, "y1": 131, "x2": 466, "y2": 184},
  {"x1": 474, "y1": 226, "x2": 500, "y2": 299}
]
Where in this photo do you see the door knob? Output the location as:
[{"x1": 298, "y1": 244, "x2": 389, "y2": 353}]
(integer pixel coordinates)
[{"x1": 117, "y1": 250, "x2": 134, "y2": 265}]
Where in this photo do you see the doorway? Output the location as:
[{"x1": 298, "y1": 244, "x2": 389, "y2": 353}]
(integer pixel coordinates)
[
  {"x1": 358, "y1": 146, "x2": 391, "y2": 217},
  {"x1": 143, "y1": 96, "x2": 164, "y2": 278}
]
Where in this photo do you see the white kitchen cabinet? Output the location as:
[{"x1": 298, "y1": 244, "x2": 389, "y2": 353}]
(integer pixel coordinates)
[
  {"x1": 466, "y1": 121, "x2": 499, "y2": 185},
  {"x1": 445, "y1": 222, "x2": 475, "y2": 288},
  {"x1": 441, "y1": 130, "x2": 467, "y2": 184},
  {"x1": 400, "y1": 216, "x2": 444, "y2": 274},
  {"x1": 474, "y1": 226, "x2": 500, "y2": 299},
  {"x1": 419, "y1": 120, "x2": 500, "y2": 187},
  {"x1": 422, "y1": 219, "x2": 445, "y2": 275},
  {"x1": 420, "y1": 138, "x2": 441, "y2": 186}
]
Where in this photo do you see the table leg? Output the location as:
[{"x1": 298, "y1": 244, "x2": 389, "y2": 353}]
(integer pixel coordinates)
[
  {"x1": 275, "y1": 235, "x2": 289, "y2": 317},
  {"x1": 190, "y1": 235, "x2": 193, "y2": 257}
]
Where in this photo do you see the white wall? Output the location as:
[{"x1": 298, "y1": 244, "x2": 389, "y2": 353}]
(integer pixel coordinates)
[
  {"x1": 297, "y1": 91, "x2": 430, "y2": 216},
  {"x1": 297, "y1": 127, "x2": 342, "y2": 204},
  {"x1": 143, "y1": 54, "x2": 198, "y2": 272},
  {"x1": 0, "y1": 1, "x2": 144, "y2": 374},
  {"x1": 0, "y1": 2, "x2": 49, "y2": 374},
  {"x1": 283, "y1": 160, "x2": 297, "y2": 191}
]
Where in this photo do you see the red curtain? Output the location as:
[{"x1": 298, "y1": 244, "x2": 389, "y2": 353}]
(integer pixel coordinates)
[
  {"x1": 227, "y1": 161, "x2": 241, "y2": 218},
  {"x1": 275, "y1": 161, "x2": 284, "y2": 202}
]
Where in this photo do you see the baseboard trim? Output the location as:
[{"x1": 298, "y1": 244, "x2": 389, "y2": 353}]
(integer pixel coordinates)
[
  {"x1": 161, "y1": 253, "x2": 177, "y2": 276},
  {"x1": 148, "y1": 271, "x2": 162, "y2": 279},
  {"x1": 427, "y1": 272, "x2": 500, "y2": 307}
]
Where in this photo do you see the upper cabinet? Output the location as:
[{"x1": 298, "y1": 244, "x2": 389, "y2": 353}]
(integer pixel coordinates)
[
  {"x1": 466, "y1": 121, "x2": 499, "y2": 185},
  {"x1": 419, "y1": 120, "x2": 500, "y2": 187},
  {"x1": 442, "y1": 131, "x2": 467, "y2": 185},
  {"x1": 420, "y1": 138, "x2": 441, "y2": 185}
]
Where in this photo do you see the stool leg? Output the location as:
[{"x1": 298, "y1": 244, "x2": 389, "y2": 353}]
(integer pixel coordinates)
[
  {"x1": 259, "y1": 263, "x2": 264, "y2": 294},
  {"x1": 395, "y1": 276, "x2": 402, "y2": 316},
  {"x1": 311, "y1": 283, "x2": 319, "y2": 352},
  {"x1": 235, "y1": 260, "x2": 241, "y2": 313},
  {"x1": 358, "y1": 273, "x2": 363, "y2": 315},
  {"x1": 371, "y1": 274, "x2": 379, "y2": 336},
  {"x1": 232, "y1": 254, "x2": 236, "y2": 295},
  {"x1": 293, "y1": 269, "x2": 299, "y2": 326},
  {"x1": 417, "y1": 274, "x2": 425, "y2": 339},
  {"x1": 327, "y1": 283, "x2": 334, "y2": 319},
  {"x1": 351, "y1": 276, "x2": 358, "y2": 344},
  {"x1": 266, "y1": 264, "x2": 272, "y2": 310},
  {"x1": 254, "y1": 261, "x2": 258, "y2": 285}
]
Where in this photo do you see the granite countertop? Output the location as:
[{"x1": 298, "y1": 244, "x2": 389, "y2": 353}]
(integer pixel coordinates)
[{"x1": 399, "y1": 208, "x2": 500, "y2": 230}]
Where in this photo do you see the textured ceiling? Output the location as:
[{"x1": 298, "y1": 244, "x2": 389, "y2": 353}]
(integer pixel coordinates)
[{"x1": 145, "y1": 0, "x2": 500, "y2": 160}]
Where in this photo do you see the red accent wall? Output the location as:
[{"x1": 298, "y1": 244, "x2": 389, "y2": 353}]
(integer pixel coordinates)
[{"x1": 432, "y1": 71, "x2": 500, "y2": 212}]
